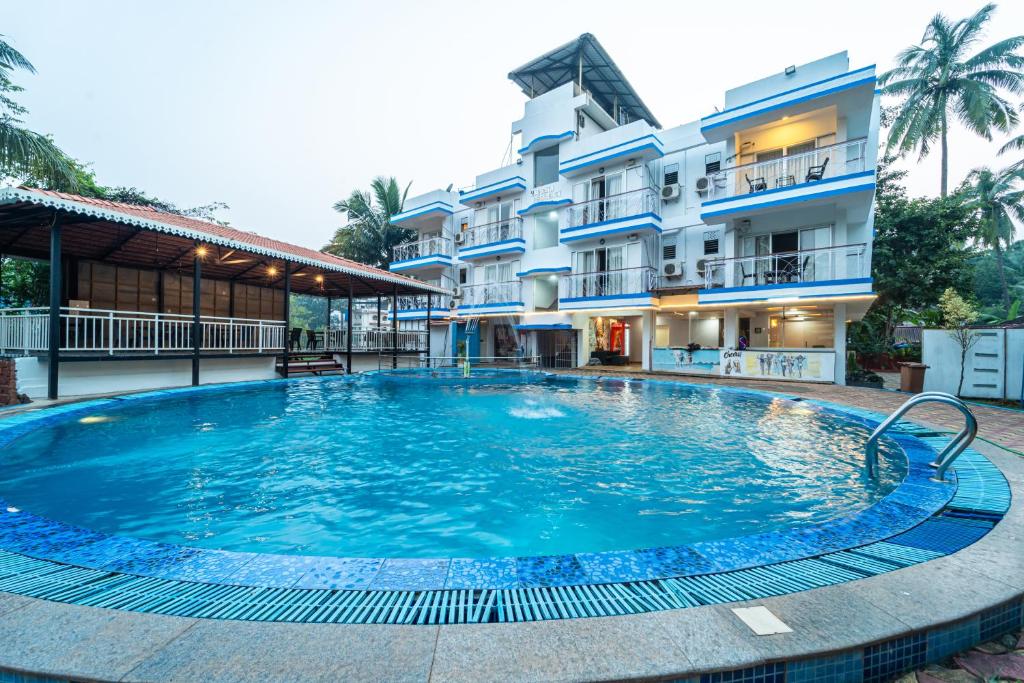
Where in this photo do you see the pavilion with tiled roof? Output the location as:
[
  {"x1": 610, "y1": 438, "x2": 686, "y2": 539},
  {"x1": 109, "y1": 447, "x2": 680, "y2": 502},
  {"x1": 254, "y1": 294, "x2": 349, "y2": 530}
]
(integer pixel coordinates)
[{"x1": 0, "y1": 186, "x2": 447, "y2": 398}]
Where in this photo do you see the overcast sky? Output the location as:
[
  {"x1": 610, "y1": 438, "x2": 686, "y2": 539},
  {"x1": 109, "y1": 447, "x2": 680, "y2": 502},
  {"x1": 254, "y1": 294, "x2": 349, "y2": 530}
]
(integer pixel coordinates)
[{"x1": 5, "y1": 0, "x2": 1023, "y2": 247}]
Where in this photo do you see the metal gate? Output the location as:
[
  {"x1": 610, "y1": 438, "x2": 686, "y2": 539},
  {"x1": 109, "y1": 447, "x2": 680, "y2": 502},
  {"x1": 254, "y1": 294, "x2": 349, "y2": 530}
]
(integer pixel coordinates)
[{"x1": 536, "y1": 330, "x2": 577, "y2": 369}]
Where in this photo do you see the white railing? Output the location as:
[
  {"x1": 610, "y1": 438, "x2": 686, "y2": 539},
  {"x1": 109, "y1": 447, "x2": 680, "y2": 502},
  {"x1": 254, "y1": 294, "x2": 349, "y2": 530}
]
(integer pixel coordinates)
[
  {"x1": 324, "y1": 327, "x2": 428, "y2": 352},
  {"x1": 0, "y1": 307, "x2": 286, "y2": 355},
  {"x1": 705, "y1": 138, "x2": 868, "y2": 201},
  {"x1": 458, "y1": 281, "x2": 522, "y2": 308},
  {"x1": 565, "y1": 187, "x2": 659, "y2": 230},
  {"x1": 702, "y1": 243, "x2": 868, "y2": 289},
  {"x1": 457, "y1": 217, "x2": 523, "y2": 249},
  {"x1": 559, "y1": 266, "x2": 657, "y2": 300},
  {"x1": 392, "y1": 236, "x2": 453, "y2": 263},
  {"x1": 398, "y1": 294, "x2": 452, "y2": 311}
]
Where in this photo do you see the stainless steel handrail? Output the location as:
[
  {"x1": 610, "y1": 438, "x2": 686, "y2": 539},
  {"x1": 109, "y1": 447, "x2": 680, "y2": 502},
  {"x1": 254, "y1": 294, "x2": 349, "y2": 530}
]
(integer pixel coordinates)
[{"x1": 864, "y1": 392, "x2": 978, "y2": 483}]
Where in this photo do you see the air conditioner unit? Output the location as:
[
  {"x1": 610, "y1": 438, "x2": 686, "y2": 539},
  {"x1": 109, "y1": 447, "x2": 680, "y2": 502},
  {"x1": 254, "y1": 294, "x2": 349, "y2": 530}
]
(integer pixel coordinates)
[
  {"x1": 661, "y1": 184, "x2": 681, "y2": 202},
  {"x1": 695, "y1": 258, "x2": 711, "y2": 278},
  {"x1": 451, "y1": 286, "x2": 464, "y2": 300},
  {"x1": 662, "y1": 261, "x2": 685, "y2": 279},
  {"x1": 454, "y1": 232, "x2": 466, "y2": 246},
  {"x1": 695, "y1": 176, "x2": 712, "y2": 195}
]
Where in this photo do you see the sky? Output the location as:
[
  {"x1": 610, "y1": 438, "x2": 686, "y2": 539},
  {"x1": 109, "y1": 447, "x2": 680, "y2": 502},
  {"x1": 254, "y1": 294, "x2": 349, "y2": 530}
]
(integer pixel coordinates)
[{"x1": 5, "y1": 0, "x2": 1024, "y2": 248}]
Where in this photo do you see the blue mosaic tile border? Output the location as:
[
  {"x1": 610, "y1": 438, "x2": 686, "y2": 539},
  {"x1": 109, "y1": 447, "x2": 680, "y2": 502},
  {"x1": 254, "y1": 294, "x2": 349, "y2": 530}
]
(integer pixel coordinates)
[{"x1": 0, "y1": 374, "x2": 966, "y2": 594}]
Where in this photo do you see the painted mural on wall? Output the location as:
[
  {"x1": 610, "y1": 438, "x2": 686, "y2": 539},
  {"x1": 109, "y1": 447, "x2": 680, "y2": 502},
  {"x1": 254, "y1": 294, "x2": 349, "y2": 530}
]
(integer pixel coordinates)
[
  {"x1": 653, "y1": 347, "x2": 720, "y2": 375},
  {"x1": 720, "y1": 349, "x2": 834, "y2": 382}
]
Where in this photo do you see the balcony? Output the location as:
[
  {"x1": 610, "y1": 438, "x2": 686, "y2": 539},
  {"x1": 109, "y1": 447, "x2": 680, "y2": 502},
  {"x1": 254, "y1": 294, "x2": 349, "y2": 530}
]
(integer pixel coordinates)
[
  {"x1": 560, "y1": 188, "x2": 662, "y2": 243},
  {"x1": 324, "y1": 328, "x2": 427, "y2": 352},
  {"x1": 698, "y1": 243, "x2": 872, "y2": 304},
  {"x1": 558, "y1": 266, "x2": 657, "y2": 311},
  {"x1": 456, "y1": 217, "x2": 525, "y2": 260},
  {"x1": 457, "y1": 281, "x2": 524, "y2": 315},
  {"x1": 395, "y1": 294, "x2": 453, "y2": 321},
  {"x1": 700, "y1": 138, "x2": 874, "y2": 221},
  {"x1": 390, "y1": 236, "x2": 453, "y2": 272},
  {"x1": 0, "y1": 307, "x2": 285, "y2": 356}
]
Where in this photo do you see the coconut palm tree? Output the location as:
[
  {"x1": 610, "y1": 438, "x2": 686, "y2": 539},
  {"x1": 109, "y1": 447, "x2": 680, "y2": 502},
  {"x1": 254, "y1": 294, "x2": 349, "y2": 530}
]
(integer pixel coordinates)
[
  {"x1": 0, "y1": 36, "x2": 76, "y2": 189},
  {"x1": 963, "y1": 166, "x2": 1024, "y2": 307},
  {"x1": 880, "y1": 4, "x2": 1024, "y2": 196},
  {"x1": 323, "y1": 177, "x2": 415, "y2": 269},
  {"x1": 999, "y1": 127, "x2": 1024, "y2": 173}
]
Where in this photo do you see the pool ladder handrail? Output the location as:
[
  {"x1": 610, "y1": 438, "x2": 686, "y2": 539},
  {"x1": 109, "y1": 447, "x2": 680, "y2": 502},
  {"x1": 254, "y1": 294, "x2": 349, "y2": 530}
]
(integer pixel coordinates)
[{"x1": 864, "y1": 391, "x2": 978, "y2": 483}]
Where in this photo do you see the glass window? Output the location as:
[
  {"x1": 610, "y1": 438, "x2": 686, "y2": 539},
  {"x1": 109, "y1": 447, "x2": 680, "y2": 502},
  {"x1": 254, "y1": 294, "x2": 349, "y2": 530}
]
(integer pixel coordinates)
[
  {"x1": 534, "y1": 146, "x2": 559, "y2": 187},
  {"x1": 534, "y1": 212, "x2": 559, "y2": 249}
]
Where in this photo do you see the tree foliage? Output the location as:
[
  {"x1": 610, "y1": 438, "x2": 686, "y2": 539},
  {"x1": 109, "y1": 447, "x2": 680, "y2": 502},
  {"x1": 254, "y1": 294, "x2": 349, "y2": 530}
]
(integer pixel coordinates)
[
  {"x1": 323, "y1": 177, "x2": 414, "y2": 268},
  {"x1": 961, "y1": 166, "x2": 1024, "y2": 307}
]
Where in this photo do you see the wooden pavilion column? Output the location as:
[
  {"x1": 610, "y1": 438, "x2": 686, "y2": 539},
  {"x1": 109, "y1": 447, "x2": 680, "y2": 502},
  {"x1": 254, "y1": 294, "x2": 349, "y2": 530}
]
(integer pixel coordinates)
[
  {"x1": 345, "y1": 280, "x2": 353, "y2": 374},
  {"x1": 281, "y1": 262, "x2": 291, "y2": 378},
  {"x1": 191, "y1": 245, "x2": 202, "y2": 386},
  {"x1": 391, "y1": 285, "x2": 398, "y2": 369},
  {"x1": 376, "y1": 295, "x2": 382, "y2": 329},
  {"x1": 425, "y1": 293, "x2": 432, "y2": 364},
  {"x1": 47, "y1": 214, "x2": 62, "y2": 400}
]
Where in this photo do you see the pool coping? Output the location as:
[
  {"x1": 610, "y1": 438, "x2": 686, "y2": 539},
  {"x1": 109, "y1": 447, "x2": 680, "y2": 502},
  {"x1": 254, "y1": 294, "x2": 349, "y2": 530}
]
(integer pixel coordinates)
[{"x1": 0, "y1": 373, "x2": 963, "y2": 594}]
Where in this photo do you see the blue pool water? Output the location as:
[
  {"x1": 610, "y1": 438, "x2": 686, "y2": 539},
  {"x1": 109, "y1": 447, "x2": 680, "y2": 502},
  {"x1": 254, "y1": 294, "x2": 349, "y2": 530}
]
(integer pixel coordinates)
[{"x1": 0, "y1": 375, "x2": 905, "y2": 558}]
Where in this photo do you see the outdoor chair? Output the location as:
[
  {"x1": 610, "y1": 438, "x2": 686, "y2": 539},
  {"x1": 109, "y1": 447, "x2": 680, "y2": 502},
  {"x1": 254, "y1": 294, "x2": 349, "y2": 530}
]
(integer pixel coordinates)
[
  {"x1": 738, "y1": 262, "x2": 756, "y2": 285},
  {"x1": 289, "y1": 327, "x2": 303, "y2": 350},
  {"x1": 805, "y1": 157, "x2": 829, "y2": 182},
  {"x1": 745, "y1": 175, "x2": 768, "y2": 193},
  {"x1": 305, "y1": 329, "x2": 317, "y2": 349}
]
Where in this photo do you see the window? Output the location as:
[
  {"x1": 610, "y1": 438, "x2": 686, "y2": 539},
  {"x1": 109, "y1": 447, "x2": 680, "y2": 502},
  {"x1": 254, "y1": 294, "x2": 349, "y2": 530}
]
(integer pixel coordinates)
[
  {"x1": 534, "y1": 212, "x2": 559, "y2": 249},
  {"x1": 534, "y1": 146, "x2": 559, "y2": 186},
  {"x1": 662, "y1": 234, "x2": 677, "y2": 261},
  {"x1": 703, "y1": 230, "x2": 720, "y2": 255},
  {"x1": 704, "y1": 153, "x2": 721, "y2": 175},
  {"x1": 458, "y1": 267, "x2": 467, "y2": 285},
  {"x1": 664, "y1": 163, "x2": 679, "y2": 186}
]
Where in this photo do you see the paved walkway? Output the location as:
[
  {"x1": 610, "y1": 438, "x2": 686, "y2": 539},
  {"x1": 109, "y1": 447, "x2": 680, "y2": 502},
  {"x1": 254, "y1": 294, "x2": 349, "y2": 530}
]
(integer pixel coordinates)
[{"x1": 558, "y1": 368, "x2": 1024, "y2": 453}]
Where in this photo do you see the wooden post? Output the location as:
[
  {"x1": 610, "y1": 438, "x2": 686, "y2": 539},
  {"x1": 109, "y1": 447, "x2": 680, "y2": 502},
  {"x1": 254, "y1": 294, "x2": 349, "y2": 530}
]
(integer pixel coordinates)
[
  {"x1": 282, "y1": 262, "x2": 290, "y2": 378},
  {"x1": 345, "y1": 281, "x2": 353, "y2": 374},
  {"x1": 391, "y1": 285, "x2": 398, "y2": 369},
  {"x1": 47, "y1": 215, "x2": 62, "y2": 400},
  {"x1": 191, "y1": 246, "x2": 201, "y2": 386},
  {"x1": 425, "y1": 293, "x2": 432, "y2": 364},
  {"x1": 376, "y1": 295, "x2": 382, "y2": 329}
]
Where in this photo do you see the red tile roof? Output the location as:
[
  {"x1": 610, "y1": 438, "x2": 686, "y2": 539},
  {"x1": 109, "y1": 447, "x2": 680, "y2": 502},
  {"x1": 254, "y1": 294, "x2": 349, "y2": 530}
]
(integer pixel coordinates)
[{"x1": 1, "y1": 186, "x2": 445, "y2": 293}]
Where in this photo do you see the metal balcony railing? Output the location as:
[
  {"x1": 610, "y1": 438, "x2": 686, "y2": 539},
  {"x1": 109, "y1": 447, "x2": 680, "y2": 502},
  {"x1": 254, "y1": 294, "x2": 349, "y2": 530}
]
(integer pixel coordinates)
[
  {"x1": 565, "y1": 188, "x2": 659, "y2": 230},
  {"x1": 704, "y1": 138, "x2": 868, "y2": 201},
  {"x1": 458, "y1": 281, "x2": 522, "y2": 307},
  {"x1": 0, "y1": 307, "x2": 286, "y2": 355},
  {"x1": 324, "y1": 328, "x2": 427, "y2": 352},
  {"x1": 397, "y1": 294, "x2": 452, "y2": 311},
  {"x1": 457, "y1": 217, "x2": 523, "y2": 249},
  {"x1": 392, "y1": 236, "x2": 452, "y2": 263},
  {"x1": 559, "y1": 266, "x2": 657, "y2": 300},
  {"x1": 701, "y1": 243, "x2": 868, "y2": 289}
]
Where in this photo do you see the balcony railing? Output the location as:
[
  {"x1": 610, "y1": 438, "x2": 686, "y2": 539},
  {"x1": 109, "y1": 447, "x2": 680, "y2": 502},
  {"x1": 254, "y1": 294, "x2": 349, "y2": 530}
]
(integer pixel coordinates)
[
  {"x1": 324, "y1": 328, "x2": 427, "y2": 352},
  {"x1": 559, "y1": 266, "x2": 657, "y2": 300},
  {"x1": 398, "y1": 294, "x2": 452, "y2": 311},
  {"x1": 705, "y1": 138, "x2": 868, "y2": 201},
  {"x1": 0, "y1": 307, "x2": 286, "y2": 355},
  {"x1": 392, "y1": 236, "x2": 452, "y2": 263},
  {"x1": 565, "y1": 187, "x2": 659, "y2": 230},
  {"x1": 702, "y1": 243, "x2": 868, "y2": 289},
  {"x1": 458, "y1": 281, "x2": 522, "y2": 307},
  {"x1": 457, "y1": 217, "x2": 523, "y2": 249}
]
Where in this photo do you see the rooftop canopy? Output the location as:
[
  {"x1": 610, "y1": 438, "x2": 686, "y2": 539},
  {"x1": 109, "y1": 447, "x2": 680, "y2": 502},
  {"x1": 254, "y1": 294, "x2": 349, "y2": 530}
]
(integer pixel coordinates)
[
  {"x1": 508, "y1": 33, "x2": 661, "y2": 129},
  {"x1": 0, "y1": 187, "x2": 445, "y2": 298}
]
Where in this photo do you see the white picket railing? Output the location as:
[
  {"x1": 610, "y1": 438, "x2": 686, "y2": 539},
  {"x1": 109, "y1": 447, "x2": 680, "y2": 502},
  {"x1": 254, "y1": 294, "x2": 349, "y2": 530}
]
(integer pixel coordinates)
[
  {"x1": 704, "y1": 138, "x2": 868, "y2": 201},
  {"x1": 701, "y1": 243, "x2": 868, "y2": 289},
  {"x1": 323, "y1": 328, "x2": 428, "y2": 351},
  {"x1": 559, "y1": 267, "x2": 657, "y2": 300},
  {"x1": 0, "y1": 307, "x2": 286, "y2": 355}
]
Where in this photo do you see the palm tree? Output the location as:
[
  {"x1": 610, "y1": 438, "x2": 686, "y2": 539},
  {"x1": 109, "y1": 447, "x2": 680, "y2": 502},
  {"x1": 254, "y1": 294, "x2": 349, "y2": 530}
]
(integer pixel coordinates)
[
  {"x1": 999, "y1": 127, "x2": 1024, "y2": 173},
  {"x1": 880, "y1": 4, "x2": 1024, "y2": 196},
  {"x1": 323, "y1": 177, "x2": 415, "y2": 269},
  {"x1": 963, "y1": 166, "x2": 1024, "y2": 307},
  {"x1": 0, "y1": 36, "x2": 76, "y2": 189}
]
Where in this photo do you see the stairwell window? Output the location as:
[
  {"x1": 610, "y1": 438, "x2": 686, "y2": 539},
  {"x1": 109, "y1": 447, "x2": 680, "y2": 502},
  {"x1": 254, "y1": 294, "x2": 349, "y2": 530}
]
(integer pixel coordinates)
[{"x1": 534, "y1": 146, "x2": 560, "y2": 187}]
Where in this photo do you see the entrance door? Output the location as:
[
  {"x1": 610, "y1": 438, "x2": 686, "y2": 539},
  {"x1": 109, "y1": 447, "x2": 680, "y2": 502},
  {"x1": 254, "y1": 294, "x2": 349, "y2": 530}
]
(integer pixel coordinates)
[{"x1": 770, "y1": 231, "x2": 799, "y2": 283}]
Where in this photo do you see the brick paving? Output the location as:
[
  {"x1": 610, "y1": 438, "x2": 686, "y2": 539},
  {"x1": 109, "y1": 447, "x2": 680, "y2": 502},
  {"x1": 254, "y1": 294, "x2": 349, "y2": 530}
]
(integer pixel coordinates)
[{"x1": 558, "y1": 368, "x2": 1024, "y2": 453}]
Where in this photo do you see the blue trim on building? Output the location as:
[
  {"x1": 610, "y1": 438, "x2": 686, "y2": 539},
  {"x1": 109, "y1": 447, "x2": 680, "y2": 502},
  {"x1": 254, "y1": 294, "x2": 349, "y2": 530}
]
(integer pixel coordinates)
[
  {"x1": 560, "y1": 292, "x2": 654, "y2": 304},
  {"x1": 559, "y1": 141, "x2": 664, "y2": 175},
  {"x1": 458, "y1": 238, "x2": 527, "y2": 259},
  {"x1": 560, "y1": 212, "x2": 662, "y2": 234},
  {"x1": 456, "y1": 301, "x2": 525, "y2": 311},
  {"x1": 514, "y1": 323, "x2": 573, "y2": 330},
  {"x1": 517, "y1": 198, "x2": 573, "y2": 215},
  {"x1": 701, "y1": 76, "x2": 877, "y2": 132},
  {"x1": 700, "y1": 290, "x2": 876, "y2": 305},
  {"x1": 458, "y1": 176, "x2": 527, "y2": 202},
  {"x1": 702, "y1": 170, "x2": 876, "y2": 207},
  {"x1": 700, "y1": 65, "x2": 876, "y2": 121},
  {"x1": 391, "y1": 201, "x2": 454, "y2": 223},
  {"x1": 516, "y1": 267, "x2": 572, "y2": 277},
  {"x1": 517, "y1": 130, "x2": 574, "y2": 155},
  {"x1": 389, "y1": 254, "x2": 452, "y2": 271},
  {"x1": 700, "y1": 180, "x2": 876, "y2": 220},
  {"x1": 560, "y1": 221, "x2": 662, "y2": 243},
  {"x1": 698, "y1": 277, "x2": 873, "y2": 295}
]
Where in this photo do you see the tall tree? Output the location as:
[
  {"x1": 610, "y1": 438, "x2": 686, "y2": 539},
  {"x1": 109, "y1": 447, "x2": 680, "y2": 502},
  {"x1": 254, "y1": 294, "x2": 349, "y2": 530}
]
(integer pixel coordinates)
[
  {"x1": 880, "y1": 3, "x2": 1024, "y2": 196},
  {"x1": 999, "y1": 128, "x2": 1024, "y2": 173},
  {"x1": 324, "y1": 177, "x2": 414, "y2": 269},
  {"x1": 962, "y1": 166, "x2": 1024, "y2": 307},
  {"x1": 0, "y1": 35, "x2": 77, "y2": 189}
]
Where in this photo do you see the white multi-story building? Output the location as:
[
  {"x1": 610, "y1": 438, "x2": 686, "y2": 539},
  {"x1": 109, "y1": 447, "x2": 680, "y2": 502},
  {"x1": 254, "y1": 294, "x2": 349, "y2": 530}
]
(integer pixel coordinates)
[{"x1": 389, "y1": 34, "x2": 879, "y2": 384}]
